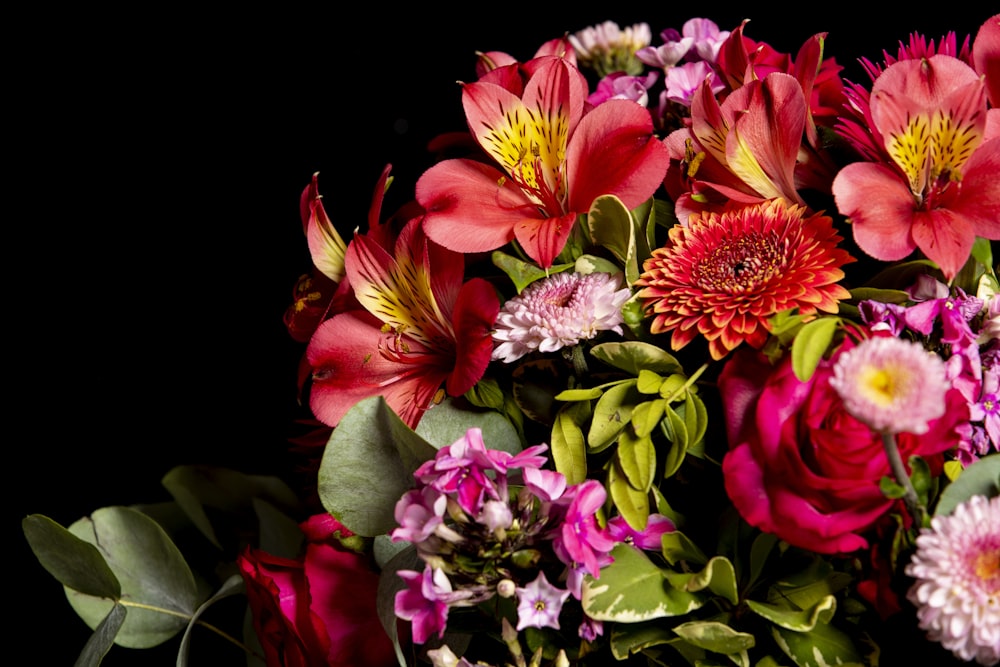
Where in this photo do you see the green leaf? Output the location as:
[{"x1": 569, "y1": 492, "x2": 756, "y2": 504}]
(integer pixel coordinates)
[
  {"x1": 617, "y1": 428, "x2": 655, "y2": 492},
  {"x1": 492, "y1": 250, "x2": 573, "y2": 292},
  {"x1": 747, "y1": 595, "x2": 837, "y2": 632},
  {"x1": 574, "y1": 253, "x2": 624, "y2": 276},
  {"x1": 847, "y1": 287, "x2": 912, "y2": 304},
  {"x1": 681, "y1": 390, "x2": 707, "y2": 449},
  {"x1": 769, "y1": 558, "x2": 852, "y2": 610},
  {"x1": 376, "y1": 546, "x2": 423, "y2": 667},
  {"x1": 608, "y1": 457, "x2": 650, "y2": 530},
  {"x1": 66, "y1": 506, "x2": 204, "y2": 649},
  {"x1": 590, "y1": 341, "x2": 685, "y2": 376},
  {"x1": 588, "y1": 380, "x2": 639, "y2": 453},
  {"x1": 553, "y1": 387, "x2": 603, "y2": 401},
  {"x1": 551, "y1": 402, "x2": 590, "y2": 485},
  {"x1": 790, "y1": 316, "x2": 840, "y2": 381},
  {"x1": 415, "y1": 396, "x2": 521, "y2": 453},
  {"x1": 660, "y1": 531, "x2": 707, "y2": 567},
  {"x1": 935, "y1": 453, "x2": 1000, "y2": 517},
  {"x1": 606, "y1": 621, "x2": 681, "y2": 661},
  {"x1": 770, "y1": 617, "x2": 863, "y2": 667},
  {"x1": 684, "y1": 556, "x2": 739, "y2": 605},
  {"x1": 22, "y1": 514, "x2": 121, "y2": 600},
  {"x1": 160, "y1": 465, "x2": 301, "y2": 549},
  {"x1": 660, "y1": 404, "x2": 689, "y2": 478},
  {"x1": 631, "y1": 398, "x2": 665, "y2": 439},
  {"x1": 74, "y1": 603, "x2": 127, "y2": 667},
  {"x1": 636, "y1": 369, "x2": 664, "y2": 394},
  {"x1": 582, "y1": 543, "x2": 704, "y2": 621},
  {"x1": 318, "y1": 396, "x2": 438, "y2": 536},
  {"x1": 177, "y1": 574, "x2": 245, "y2": 663},
  {"x1": 587, "y1": 194, "x2": 640, "y2": 283},
  {"x1": 253, "y1": 497, "x2": 305, "y2": 559},
  {"x1": 672, "y1": 620, "x2": 755, "y2": 655}
]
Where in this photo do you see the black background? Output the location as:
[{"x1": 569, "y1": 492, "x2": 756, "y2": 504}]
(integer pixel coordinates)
[{"x1": 14, "y1": 7, "x2": 989, "y2": 666}]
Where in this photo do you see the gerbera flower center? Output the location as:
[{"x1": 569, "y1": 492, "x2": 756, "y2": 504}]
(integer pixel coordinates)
[{"x1": 693, "y1": 232, "x2": 781, "y2": 292}]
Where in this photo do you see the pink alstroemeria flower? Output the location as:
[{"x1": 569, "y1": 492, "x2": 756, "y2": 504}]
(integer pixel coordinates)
[
  {"x1": 418, "y1": 56, "x2": 670, "y2": 269},
  {"x1": 832, "y1": 54, "x2": 1000, "y2": 281},
  {"x1": 305, "y1": 176, "x2": 500, "y2": 429}
]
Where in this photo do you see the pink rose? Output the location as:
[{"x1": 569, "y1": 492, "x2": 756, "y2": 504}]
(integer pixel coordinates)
[
  {"x1": 238, "y1": 514, "x2": 397, "y2": 667},
  {"x1": 718, "y1": 340, "x2": 968, "y2": 555}
]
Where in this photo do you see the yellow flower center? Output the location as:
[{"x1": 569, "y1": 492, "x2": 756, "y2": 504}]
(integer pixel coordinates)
[
  {"x1": 975, "y1": 548, "x2": 1000, "y2": 596},
  {"x1": 857, "y1": 366, "x2": 901, "y2": 407}
]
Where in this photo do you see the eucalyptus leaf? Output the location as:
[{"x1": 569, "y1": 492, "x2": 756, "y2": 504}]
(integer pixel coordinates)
[
  {"x1": 66, "y1": 506, "x2": 204, "y2": 649},
  {"x1": 847, "y1": 287, "x2": 912, "y2": 304},
  {"x1": 74, "y1": 603, "x2": 126, "y2": 667},
  {"x1": 415, "y1": 396, "x2": 521, "y2": 453},
  {"x1": 377, "y1": 545, "x2": 424, "y2": 667},
  {"x1": 253, "y1": 497, "x2": 304, "y2": 560},
  {"x1": 318, "y1": 396, "x2": 438, "y2": 537},
  {"x1": 161, "y1": 465, "x2": 301, "y2": 549},
  {"x1": 582, "y1": 543, "x2": 704, "y2": 621},
  {"x1": 590, "y1": 341, "x2": 685, "y2": 376},
  {"x1": 935, "y1": 453, "x2": 1000, "y2": 516},
  {"x1": 23, "y1": 514, "x2": 121, "y2": 600},
  {"x1": 177, "y1": 574, "x2": 245, "y2": 664}
]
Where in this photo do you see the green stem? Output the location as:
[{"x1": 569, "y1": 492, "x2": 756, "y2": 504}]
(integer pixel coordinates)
[
  {"x1": 119, "y1": 600, "x2": 261, "y2": 658},
  {"x1": 880, "y1": 432, "x2": 926, "y2": 527}
]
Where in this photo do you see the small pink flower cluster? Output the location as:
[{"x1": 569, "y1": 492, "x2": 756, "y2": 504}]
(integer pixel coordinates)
[{"x1": 391, "y1": 428, "x2": 671, "y2": 650}]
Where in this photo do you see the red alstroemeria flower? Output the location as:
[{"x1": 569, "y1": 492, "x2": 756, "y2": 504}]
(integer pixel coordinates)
[
  {"x1": 305, "y1": 205, "x2": 499, "y2": 430},
  {"x1": 418, "y1": 55, "x2": 670, "y2": 269},
  {"x1": 832, "y1": 54, "x2": 1000, "y2": 281}
]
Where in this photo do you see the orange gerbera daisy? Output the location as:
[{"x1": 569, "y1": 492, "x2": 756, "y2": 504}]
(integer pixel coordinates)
[{"x1": 635, "y1": 198, "x2": 854, "y2": 360}]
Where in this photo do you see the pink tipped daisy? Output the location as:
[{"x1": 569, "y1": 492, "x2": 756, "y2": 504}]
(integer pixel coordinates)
[
  {"x1": 905, "y1": 494, "x2": 1000, "y2": 665},
  {"x1": 828, "y1": 335, "x2": 949, "y2": 435},
  {"x1": 635, "y1": 199, "x2": 854, "y2": 360},
  {"x1": 491, "y1": 271, "x2": 631, "y2": 363}
]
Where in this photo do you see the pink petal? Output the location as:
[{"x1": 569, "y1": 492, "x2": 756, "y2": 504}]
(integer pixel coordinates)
[
  {"x1": 418, "y1": 158, "x2": 538, "y2": 254},
  {"x1": 832, "y1": 161, "x2": 919, "y2": 261}
]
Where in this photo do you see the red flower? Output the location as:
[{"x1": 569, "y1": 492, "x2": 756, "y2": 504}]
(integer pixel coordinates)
[
  {"x1": 717, "y1": 340, "x2": 969, "y2": 555},
  {"x1": 635, "y1": 198, "x2": 854, "y2": 360},
  {"x1": 418, "y1": 55, "x2": 669, "y2": 268},
  {"x1": 238, "y1": 514, "x2": 396, "y2": 667}
]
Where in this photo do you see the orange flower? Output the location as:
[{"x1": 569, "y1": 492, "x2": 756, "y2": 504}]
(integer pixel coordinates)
[{"x1": 635, "y1": 198, "x2": 854, "y2": 360}]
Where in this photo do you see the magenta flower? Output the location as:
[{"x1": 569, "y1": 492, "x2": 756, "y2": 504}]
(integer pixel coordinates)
[
  {"x1": 515, "y1": 571, "x2": 571, "y2": 631},
  {"x1": 395, "y1": 566, "x2": 473, "y2": 645},
  {"x1": 554, "y1": 479, "x2": 615, "y2": 577},
  {"x1": 606, "y1": 513, "x2": 675, "y2": 550}
]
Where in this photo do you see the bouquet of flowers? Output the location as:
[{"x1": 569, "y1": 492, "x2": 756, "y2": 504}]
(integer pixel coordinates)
[{"x1": 23, "y1": 12, "x2": 1000, "y2": 667}]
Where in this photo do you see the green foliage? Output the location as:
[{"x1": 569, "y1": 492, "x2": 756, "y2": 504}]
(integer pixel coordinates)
[{"x1": 935, "y1": 453, "x2": 1000, "y2": 516}]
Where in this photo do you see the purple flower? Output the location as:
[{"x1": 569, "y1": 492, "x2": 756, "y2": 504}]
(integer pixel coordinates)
[
  {"x1": 515, "y1": 571, "x2": 571, "y2": 631},
  {"x1": 663, "y1": 61, "x2": 722, "y2": 106},
  {"x1": 391, "y1": 486, "x2": 449, "y2": 543},
  {"x1": 606, "y1": 513, "x2": 676, "y2": 550},
  {"x1": 588, "y1": 71, "x2": 659, "y2": 107}
]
